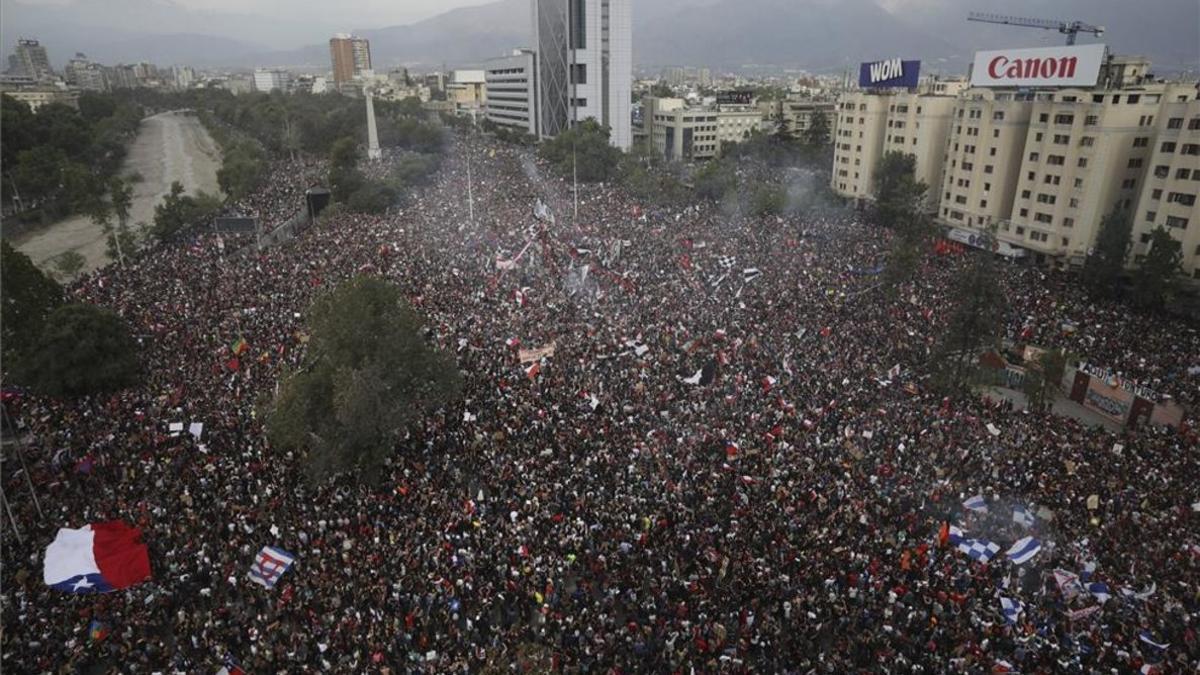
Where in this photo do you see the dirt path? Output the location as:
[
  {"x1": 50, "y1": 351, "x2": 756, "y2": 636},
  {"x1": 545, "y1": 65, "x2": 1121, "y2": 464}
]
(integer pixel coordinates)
[{"x1": 11, "y1": 110, "x2": 223, "y2": 276}]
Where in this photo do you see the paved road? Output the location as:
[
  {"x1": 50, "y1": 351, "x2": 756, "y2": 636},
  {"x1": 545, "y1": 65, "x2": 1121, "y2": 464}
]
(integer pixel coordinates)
[{"x1": 12, "y1": 110, "x2": 222, "y2": 276}]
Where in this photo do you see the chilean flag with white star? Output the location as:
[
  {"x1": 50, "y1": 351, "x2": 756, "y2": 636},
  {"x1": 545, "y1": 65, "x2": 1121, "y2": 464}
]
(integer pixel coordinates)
[{"x1": 43, "y1": 521, "x2": 151, "y2": 593}]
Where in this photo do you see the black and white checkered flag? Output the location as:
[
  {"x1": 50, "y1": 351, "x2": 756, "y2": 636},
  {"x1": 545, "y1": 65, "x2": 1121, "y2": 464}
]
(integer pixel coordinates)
[{"x1": 716, "y1": 255, "x2": 736, "y2": 270}]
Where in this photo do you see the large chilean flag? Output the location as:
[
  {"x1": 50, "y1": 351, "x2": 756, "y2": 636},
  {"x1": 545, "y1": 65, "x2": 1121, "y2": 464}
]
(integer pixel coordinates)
[{"x1": 43, "y1": 521, "x2": 151, "y2": 593}]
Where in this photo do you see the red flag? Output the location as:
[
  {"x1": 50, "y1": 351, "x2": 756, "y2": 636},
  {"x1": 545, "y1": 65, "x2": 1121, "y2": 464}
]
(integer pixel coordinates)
[
  {"x1": 225, "y1": 357, "x2": 240, "y2": 371},
  {"x1": 819, "y1": 326, "x2": 832, "y2": 338},
  {"x1": 938, "y1": 521, "x2": 950, "y2": 547},
  {"x1": 724, "y1": 442, "x2": 739, "y2": 459},
  {"x1": 525, "y1": 362, "x2": 541, "y2": 381}
]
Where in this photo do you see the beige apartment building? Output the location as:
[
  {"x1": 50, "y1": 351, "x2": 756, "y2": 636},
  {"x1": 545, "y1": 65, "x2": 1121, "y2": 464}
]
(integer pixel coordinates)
[
  {"x1": 832, "y1": 92, "x2": 890, "y2": 200},
  {"x1": 938, "y1": 89, "x2": 1035, "y2": 250},
  {"x1": 997, "y1": 83, "x2": 1188, "y2": 266},
  {"x1": 645, "y1": 97, "x2": 765, "y2": 162},
  {"x1": 883, "y1": 93, "x2": 957, "y2": 209},
  {"x1": 832, "y1": 89, "x2": 960, "y2": 209},
  {"x1": 1131, "y1": 98, "x2": 1200, "y2": 279}
]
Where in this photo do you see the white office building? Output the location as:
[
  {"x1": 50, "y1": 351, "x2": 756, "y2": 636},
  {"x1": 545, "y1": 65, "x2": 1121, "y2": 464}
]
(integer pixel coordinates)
[
  {"x1": 485, "y1": 49, "x2": 538, "y2": 135},
  {"x1": 532, "y1": 0, "x2": 631, "y2": 150},
  {"x1": 253, "y1": 68, "x2": 292, "y2": 93}
]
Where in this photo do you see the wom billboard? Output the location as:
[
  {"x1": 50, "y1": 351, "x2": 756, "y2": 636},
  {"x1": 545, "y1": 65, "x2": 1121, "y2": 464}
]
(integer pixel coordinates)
[
  {"x1": 970, "y1": 44, "x2": 1105, "y2": 88},
  {"x1": 858, "y1": 58, "x2": 920, "y2": 88}
]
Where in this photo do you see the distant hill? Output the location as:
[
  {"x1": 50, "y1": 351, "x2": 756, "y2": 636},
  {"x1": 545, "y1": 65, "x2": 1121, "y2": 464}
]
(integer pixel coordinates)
[{"x1": 4, "y1": 0, "x2": 1196, "y2": 76}]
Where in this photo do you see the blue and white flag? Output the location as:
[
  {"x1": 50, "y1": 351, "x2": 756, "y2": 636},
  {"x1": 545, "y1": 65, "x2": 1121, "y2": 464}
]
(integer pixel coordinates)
[
  {"x1": 1006, "y1": 536, "x2": 1042, "y2": 565},
  {"x1": 248, "y1": 546, "x2": 295, "y2": 590},
  {"x1": 999, "y1": 596, "x2": 1023, "y2": 624},
  {"x1": 957, "y1": 539, "x2": 1001, "y2": 562},
  {"x1": 1138, "y1": 631, "x2": 1169, "y2": 650},
  {"x1": 1087, "y1": 582, "x2": 1111, "y2": 603},
  {"x1": 947, "y1": 524, "x2": 966, "y2": 545},
  {"x1": 963, "y1": 494, "x2": 988, "y2": 512},
  {"x1": 1012, "y1": 505, "x2": 1036, "y2": 528}
]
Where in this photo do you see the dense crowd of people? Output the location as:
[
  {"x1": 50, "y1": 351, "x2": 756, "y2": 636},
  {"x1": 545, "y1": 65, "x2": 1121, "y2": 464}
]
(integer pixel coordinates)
[{"x1": 2, "y1": 133, "x2": 1197, "y2": 673}]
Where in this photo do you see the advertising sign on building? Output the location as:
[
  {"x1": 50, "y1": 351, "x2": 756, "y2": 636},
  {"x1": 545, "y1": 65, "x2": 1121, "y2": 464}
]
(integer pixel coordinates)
[
  {"x1": 715, "y1": 90, "x2": 754, "y2": 105},
  {"x1": 858, "y1": 58, "x2": 921, "y2": 88},
  {"x1": 969, "y1": 44, "x2": 1106, "y2": 88}
]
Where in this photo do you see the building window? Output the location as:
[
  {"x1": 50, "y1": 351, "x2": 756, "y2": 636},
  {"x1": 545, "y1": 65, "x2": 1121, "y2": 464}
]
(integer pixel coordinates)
[
  {"x1": 1035, "y1": 132, "x2": 1044, "y2": 142},
  {"x1": 1063, "y1": 218, "x2": 1074, "y2": 228},
  {"x1": 1182, "y1": 144, "x2": 1200, "y2": 156},
  {"x1": 1168, "y1": 192, "x2": 1197, "y2": 206},
  {"x1": 1029, "y1": 152, "x2": 1040, "y2": 161},
  {"x1": 1027, "y1": 171, "x2": 1036, "y2": 180},
  {"x1": 1016, "y1": 226, "x2": 1026, "y2": 234},
  {"x1": 1038, "y1": 113, "x2": 1048, "y2": 123},
  {"x1": 1141, "y1": 233, "x2": 1153, "y2": 243},
  {"x1": 1152, "y1": 188, "x2": 1163, "y2": 199},
  {"x1": 1034, "y1": 213, "x2": 1053, "y2": 224},
  {"x1": 984, "y1": 165, "x2": 994, "y2": 174},
  {"x1": 1132, "y1": 137, "x2": 1148, "y2": 148},
  {"x1": 1121, "y1": 178, "x2": 1136, "y2": 189},
  {"x1": 1069, "y1": 198, "x2": 1079, "y2": 208},
  {"x1": 1146, "y1": 211, "x2": 1157, "y2": 222},
  {"x1": 1154, "y1": 166, "x2": 1170, "y2": 178},
  {"x1": 1054, "y1": 113, "x2": 1074, "y2": 125},
  {"x1": 1167, "y1": 117, "x2": 1184, "y2": 129},
  {"x1": 570, "y1": 63, "x2": 587, "y2": 84},
  {"x1": 1165, "y1": 216, "x2": 1189, "y2": 229},
  {"x1": 1078, "y1": 158, "x2": 1088, "y2": 168},
  {"x1": 1128, "y1": 158, "x2": 1143, "y2": 169},
  {"x1": 1021, "y1": 190, "x2": 1031, "y2": 199},
  {"x1": 1161, "y1": 142, "x2": 1177, "y2": 153},
  {"x1": 1053, "y1": 134, "x2": 1070, "y2": 145},
  {"x1": 1175, "y1": 168, "x2": 1192, "y2": 180},
  {"x1": 1084, "y1": 115, "x2": 1098, "y2": 126},
  {"x1": 993, "y1": 111, "x2": 1005, "y2": 120},
  {"x1": 1018, "y1": 210, "x2": 1028, "y2": 219},
  {"x1": 1036, "y1": 193, "x2": 1056, "y2": 204},
  {"x1": 1047, "y1": 155, "x2": 1065, "y2": 166},
  {"x1": 569, "y1": 0, "x2": 587, "y2": 49},
  {"x1": 1127, "y1": 94, "x2": 1140, "y2": 104}
]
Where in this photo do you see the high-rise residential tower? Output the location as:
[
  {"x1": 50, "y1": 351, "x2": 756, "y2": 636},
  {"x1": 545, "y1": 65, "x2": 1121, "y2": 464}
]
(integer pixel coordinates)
[
  {"x1": 532, "y1": 0, "x2": 631, "y2": 150},
  {"x1": 329, "y1": 34, "x2": 372, "y2": 85}
]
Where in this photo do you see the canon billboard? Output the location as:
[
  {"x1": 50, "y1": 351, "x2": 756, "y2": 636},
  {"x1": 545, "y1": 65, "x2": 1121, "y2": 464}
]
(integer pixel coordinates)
[{"x1": 969, "y1": 44, "x2": 1105, "y2": 88}]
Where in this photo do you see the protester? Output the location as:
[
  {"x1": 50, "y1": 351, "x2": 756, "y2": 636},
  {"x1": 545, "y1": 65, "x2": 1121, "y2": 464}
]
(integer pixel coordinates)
[{"x1": 2, "y1": 135, "x2": 1197, "y2": 673}]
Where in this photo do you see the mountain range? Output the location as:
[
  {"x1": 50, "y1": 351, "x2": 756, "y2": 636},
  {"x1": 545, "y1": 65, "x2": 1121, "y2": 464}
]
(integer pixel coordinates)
[{"x1": 3, "y1": 0, "x2": 1197, "y2": 76}]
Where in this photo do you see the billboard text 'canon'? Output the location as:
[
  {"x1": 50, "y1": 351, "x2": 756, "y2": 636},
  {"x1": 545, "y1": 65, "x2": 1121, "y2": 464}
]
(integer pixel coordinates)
[{"x1": 969, "y1": 44, "x2": 1105, "y2": 88}]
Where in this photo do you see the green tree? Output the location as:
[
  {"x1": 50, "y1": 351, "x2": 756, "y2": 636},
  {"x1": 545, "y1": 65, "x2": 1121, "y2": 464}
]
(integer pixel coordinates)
[
  {"x1": 692, "y1": 158, "x2": 737, "y2": 201},
  {"x1": 21, "y1": 303, "x2": 140, "y2": 396},
  {"x1": 934, "y1": 241, "x2": 1005, "y2": 392},
  {"x1": 649, "y1": 82, "x2": 674, "y2": 98},
  {"x1": 330, "y1": 136, "x2": 360, "y2": 171},
  {"x1": 108, "y1": 177, "x2": 135, "y2": 266},
  {"x1": 150, "y1": 181, "x2": 221, "y2": 241},
  {"x1": 803, "y1": 111, "x2": 831, "y2": 147},
  {"x1": 217, "y1": 142, "x2": 266, "y2": 200},
  {"x1": 749, "y1": 184, "x2": 787, "y2": 216},
  {"x1": 1130, "y1": 226, "x2": 1183, "y2": 310},
  {"x1": 873, "y1": 151, "x2": 926, "y2": 227},
  {"x1": 348, "y1": 180, "x2": 401, "y2": 214},
  {"x1": 1, "y1": 240, "x2": 64, "y2": 366},
  {"x1": 1022, "y1": 347, "x2": 1067, "y2": 412},
  {"x1": 266, "y1": 277, "x2": 464, "y2": 483},
  {"x1": 1082, "y1": 209, "x2": 1133, "y2": 300},
  {"x1": 538, "y1": 119, "x2": 621, "y2": 183},
  {"x1": 53, "y1": 250, "x2": 87, "y2": 280}
]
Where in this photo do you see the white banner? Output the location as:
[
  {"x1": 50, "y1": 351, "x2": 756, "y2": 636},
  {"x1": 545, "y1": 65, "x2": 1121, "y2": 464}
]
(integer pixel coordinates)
[{"x1": 969, "y1": 44, "x2": 1105, "y2": 88}]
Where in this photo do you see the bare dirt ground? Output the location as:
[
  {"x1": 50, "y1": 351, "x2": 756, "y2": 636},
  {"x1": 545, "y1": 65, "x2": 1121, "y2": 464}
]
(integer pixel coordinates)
[{"x1": 11, "y1": 111, "x2": 222, "y2": 276}]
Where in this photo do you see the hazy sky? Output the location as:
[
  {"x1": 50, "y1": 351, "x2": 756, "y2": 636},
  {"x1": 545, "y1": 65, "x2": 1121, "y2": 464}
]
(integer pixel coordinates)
[{"x1": 10, "y1": 0, "x2": 487, "y2": 29}]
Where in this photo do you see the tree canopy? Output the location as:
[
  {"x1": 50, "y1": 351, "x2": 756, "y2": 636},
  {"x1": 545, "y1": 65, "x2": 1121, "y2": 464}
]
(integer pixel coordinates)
[
  {"x1": 1130, "y1": 226, "x2": 1183, "y2": 310},
  {"x1": 934, "y1": 241, "x2": 1004, "y2": 392},
  {"x1": 539, "y1": 119, "x2": 622, "y2": 183},
  {"x1": 20, "y1": 303, "x2": 141, "y2": 397},
  {"x1": 150, "y1": 181, "x2": 222, "y2": 241},
  {"x1": 267, "y1": 277, "x2": 463, "y2": 483},
  {"x1": 1, "y1": 92, "x2": 142, "y2": 224},
  {"x1": 1082, "y1": 209, "x2": 1133, "y2": 301},
  {"x1": 1, "y1": 240, "x2": 64, "y2": 367}
]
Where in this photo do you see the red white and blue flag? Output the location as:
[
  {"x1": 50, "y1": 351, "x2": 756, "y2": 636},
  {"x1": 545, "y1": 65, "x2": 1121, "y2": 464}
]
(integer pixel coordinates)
[
  {"x1": 248, "y1": 546, "x2": 295, "y2": 589},
  {"x1": 43, "y1": 521, "x2": 151, "y2": 593}
]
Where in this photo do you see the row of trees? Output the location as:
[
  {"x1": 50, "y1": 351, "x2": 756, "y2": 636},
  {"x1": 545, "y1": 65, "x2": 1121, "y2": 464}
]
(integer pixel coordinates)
[
  {"x1": 1084, "y1": 210, "x2": 1184, "y2": 311},
  {"x1": 1, "y1": 92, "x2": 143, "y2": 225},
  {"x1": 1, "y1": 242, "x2": 140, "y2": 396}
]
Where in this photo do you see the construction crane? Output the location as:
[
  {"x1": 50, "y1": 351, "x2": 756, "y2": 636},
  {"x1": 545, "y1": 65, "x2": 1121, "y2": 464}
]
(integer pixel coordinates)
[{"x1": 967, "y1": 12, "x2": 1105, "y2": 46}]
